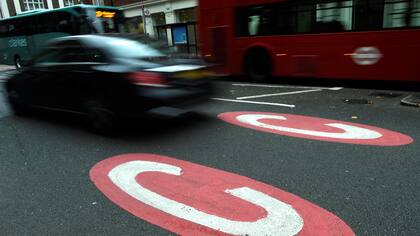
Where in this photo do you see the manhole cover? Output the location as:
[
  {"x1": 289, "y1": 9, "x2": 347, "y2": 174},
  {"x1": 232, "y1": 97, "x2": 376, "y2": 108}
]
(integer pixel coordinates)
[
  {"x1": 343, "y1": 99, "x2": 372, "y2": 105},
  {"x1": 369, "y1": 92, "x2": 402, "y2": 98}
]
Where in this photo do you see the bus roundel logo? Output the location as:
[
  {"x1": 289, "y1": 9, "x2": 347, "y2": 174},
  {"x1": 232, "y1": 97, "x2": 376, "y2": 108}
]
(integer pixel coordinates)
[
  {"x1": 218, "y1": 112, "x2": 413, "y2": 146},
  {"x1": 352, "y1": 47, "x2": 383, "y2": 65},
  {"x1": 90, "y1": 154, "x2": 355, "y2": 236}
]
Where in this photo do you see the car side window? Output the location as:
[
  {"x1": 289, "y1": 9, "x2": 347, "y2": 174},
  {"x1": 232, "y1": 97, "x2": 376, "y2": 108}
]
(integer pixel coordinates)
[{"x1": 59, "y1": 46, "x2": 108, "y2": 63}]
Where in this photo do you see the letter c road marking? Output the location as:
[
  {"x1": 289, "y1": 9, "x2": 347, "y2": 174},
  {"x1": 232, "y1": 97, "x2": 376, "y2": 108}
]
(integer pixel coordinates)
[
  {"x1": 219, "y1": 112, "x2": 413, "y2": 146},
  {"x1": 90, "y1": 154, "x2": 355, "y2": 236},
  {"x1": 109, "y1": 160, "x2": 303, "y2": 236}
]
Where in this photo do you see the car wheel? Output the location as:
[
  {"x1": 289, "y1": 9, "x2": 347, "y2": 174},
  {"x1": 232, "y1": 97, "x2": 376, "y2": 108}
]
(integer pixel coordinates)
[
  {"x1": 7, "y1": 88, "x2": 29, "y2": 116},
  {"x1": 15, "y1": 57, "x2": 22, "y2": 70},
  {"x1": 84, "y1": 100, "x2": 118, "y2": 136},
  {"x1": 244, "y1": 48, "x2": 273, "y2": 82}
]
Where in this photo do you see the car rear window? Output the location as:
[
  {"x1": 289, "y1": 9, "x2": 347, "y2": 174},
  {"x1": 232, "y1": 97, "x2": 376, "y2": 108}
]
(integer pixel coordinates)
[{"x1": 106, "y1": 39, "x2": 164, "y2": 59}]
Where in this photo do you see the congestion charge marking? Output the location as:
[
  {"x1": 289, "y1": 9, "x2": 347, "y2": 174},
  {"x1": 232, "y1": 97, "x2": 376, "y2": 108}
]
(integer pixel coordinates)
[
  {"x1": 90, "y1": 153, "x2": 355, "y2": 236},
  {"x1": 218, "y1": 112, "x2": 413, "y2": 146}
]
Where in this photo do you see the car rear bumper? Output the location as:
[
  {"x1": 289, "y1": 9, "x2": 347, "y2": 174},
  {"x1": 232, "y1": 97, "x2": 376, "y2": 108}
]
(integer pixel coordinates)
[{"x1": 121, "y1": 83, "x2": 213, "y2": 118}]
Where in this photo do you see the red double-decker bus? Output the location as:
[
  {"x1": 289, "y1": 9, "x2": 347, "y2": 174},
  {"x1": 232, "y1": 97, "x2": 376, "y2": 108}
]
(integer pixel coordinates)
[{"x1": 199, "y1": 0, "x2": 420, "y2": 82}]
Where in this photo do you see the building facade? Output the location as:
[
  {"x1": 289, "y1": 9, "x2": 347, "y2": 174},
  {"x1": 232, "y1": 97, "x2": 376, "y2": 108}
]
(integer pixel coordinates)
[
  {"x1": 0, "y1": 0, "x2": 199, "y2": 53},
  {"x1": 0, "y1": 0, "x2": 102, "y2": 19},
  {"x1": 112, "y1": 0, "x2": 198, "y2": 54}
]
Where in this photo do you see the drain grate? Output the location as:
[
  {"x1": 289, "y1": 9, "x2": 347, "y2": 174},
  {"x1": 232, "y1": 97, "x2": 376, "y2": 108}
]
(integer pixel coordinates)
[
  {"x1": 369, "y1": 92, "x2": 402, "y2": 98},
  {"x1": 343, "y1": 99, "x2": 372, "y2": 105}
]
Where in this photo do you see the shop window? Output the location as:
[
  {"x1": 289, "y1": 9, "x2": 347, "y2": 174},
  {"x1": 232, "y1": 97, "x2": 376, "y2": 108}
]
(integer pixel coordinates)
[
  {"x1": 151, "y1": 12, "x2": 166, "y2": 26},
  {"x1": 125, "y1": 16, "x2": 144, "y2": 34}
]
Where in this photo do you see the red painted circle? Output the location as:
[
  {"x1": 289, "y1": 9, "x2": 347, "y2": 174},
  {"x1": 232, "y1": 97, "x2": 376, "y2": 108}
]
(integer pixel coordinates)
[
  {"x1": 218, "y1": 112, "x2": 413, "y2": 146},
  {"x1": 90, "y1": 153, "x2": 355, "y2": 236}
]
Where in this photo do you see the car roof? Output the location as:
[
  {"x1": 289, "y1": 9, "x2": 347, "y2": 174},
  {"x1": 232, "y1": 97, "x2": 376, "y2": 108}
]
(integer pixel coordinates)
[{"x1": 49, "y1": 35, "x2": 129, "y2": 47}]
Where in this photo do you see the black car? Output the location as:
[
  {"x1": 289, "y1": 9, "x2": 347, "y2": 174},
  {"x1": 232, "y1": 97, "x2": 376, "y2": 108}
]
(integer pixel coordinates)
[{"x1": 6, "y1": 35, "x2": 212, "y2": 134}]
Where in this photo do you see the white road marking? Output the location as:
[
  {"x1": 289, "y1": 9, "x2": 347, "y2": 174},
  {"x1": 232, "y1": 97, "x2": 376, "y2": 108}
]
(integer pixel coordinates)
[
  {"x1": 232, "y1": 83, "x2": 343, "y2": 91},
  {"x1": 212, "y1": 98, "x2": 295, "y2": 108},
  {"x1": 236, "y1": 114, "x2": 383, "y2": 139},
  {"x1": 236, "y1": 89, "x2": 322, "y2": 100},
  {"x1": 109, "y1": 160, "x2": 304, "y2": 236}
]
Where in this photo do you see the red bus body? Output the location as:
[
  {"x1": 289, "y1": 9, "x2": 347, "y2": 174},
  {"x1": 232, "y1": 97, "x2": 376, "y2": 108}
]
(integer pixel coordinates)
[{"x1": 199, "y1": 0, "x2": 420, "y2": 81}]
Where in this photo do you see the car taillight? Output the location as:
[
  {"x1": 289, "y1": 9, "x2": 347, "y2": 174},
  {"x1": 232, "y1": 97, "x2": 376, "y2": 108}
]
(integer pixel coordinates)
[{"x1": 128, "y1": 72, "x2": 170, "y2": 87}]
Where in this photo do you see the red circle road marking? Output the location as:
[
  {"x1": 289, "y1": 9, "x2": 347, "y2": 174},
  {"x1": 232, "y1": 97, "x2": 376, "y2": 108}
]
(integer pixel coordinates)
[
  {"x1": 218, "y1": 112, "x2": 413, "y2": 146},
  {"x1": 90, "y1": 154, "x2": 355, "y2": 236}
]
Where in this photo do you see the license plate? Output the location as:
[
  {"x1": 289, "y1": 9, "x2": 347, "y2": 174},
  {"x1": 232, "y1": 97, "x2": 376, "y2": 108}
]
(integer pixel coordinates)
[{"x1": 174, "y1": 70, "x2": 212, "y2": 80}]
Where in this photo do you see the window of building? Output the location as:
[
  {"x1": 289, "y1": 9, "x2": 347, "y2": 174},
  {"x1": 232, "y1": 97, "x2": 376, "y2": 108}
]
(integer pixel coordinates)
[
  {"x1": 175, "y1": 7, "x2": 197, "y2": 23},
  {"x1": 23, "y1": 0, "x2": 46, "y2": 11},
  {"x1": 64, "y1": 0, "x2": 76, "y2": 7},
  {"x1": 151, "y1": 12, "x2": 166, "y2": 26},
  {"x1": 125, "y1": 16, "x2": 144, "y2": 34}
]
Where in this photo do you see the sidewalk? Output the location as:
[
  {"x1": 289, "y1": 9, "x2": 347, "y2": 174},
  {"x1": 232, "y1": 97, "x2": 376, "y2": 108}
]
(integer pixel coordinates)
[
  {"x1": 0, "y1": 65, "x2": 16, "y2": 82},
  {"x1": 0, "y1": 65, "x2": 15, "y2": 72}
]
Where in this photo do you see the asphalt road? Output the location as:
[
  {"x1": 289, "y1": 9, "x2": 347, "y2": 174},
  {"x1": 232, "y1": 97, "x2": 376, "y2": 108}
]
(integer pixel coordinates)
[{"x1": 1, "y1": 74, "x2": 420, "y2": 235}]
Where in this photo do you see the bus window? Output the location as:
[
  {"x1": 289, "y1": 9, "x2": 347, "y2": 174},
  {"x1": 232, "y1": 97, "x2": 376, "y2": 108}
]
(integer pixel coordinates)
[
  {"x1": 353, "y1": 0, "x2": 384, "y2": 31},
  {"x1": 315, "y1": 1, "x2": 353, "y2": 32},
  {"x1": 83, "y1": 8, "x2": 125, "y2": 34},
  {"x1": 236, "y1": 4, "x2": 279, "y2": 36},
  {"x1": 296, "y1": 5, "x2": 315, "y2": 33},
  {"x1": 55, "y1": 12, "x2": 76, "y2": 34}
]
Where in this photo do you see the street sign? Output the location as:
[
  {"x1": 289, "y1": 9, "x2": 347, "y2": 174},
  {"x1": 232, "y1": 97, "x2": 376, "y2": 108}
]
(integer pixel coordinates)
[
  {"x1": 219, "y1": 112, "x2": 413, "y2": 146},
  {"x1": 90, "y1": 154, "x2": 355, "y2": 236}
]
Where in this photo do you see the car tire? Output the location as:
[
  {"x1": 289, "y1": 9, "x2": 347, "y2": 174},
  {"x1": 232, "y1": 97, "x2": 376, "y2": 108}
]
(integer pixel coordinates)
[
  {"x1": 244, "y1": 48, "x2": 273, "y2": 82},
  {"x1": 84, "y1": 100, "x2": 118, "y2": 136},
  {"x1": 7, "y1": 88, "x2": 29, "y2": 116}
]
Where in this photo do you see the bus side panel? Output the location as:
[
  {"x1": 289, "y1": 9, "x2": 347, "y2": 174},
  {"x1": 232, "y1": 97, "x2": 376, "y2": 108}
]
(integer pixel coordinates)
[
  {"x1": 0, "y1": 36, "x2": 31, "y2": 65},
  {"x1": 31, "y1": 32, "x2": 70, "y2": 57},
  {"x1": 199, "y1": 7, "x2": 234, "y2": 76},
  {"x1": 314, "y1": 30, "x2": 420, "y2": 82},
  {"x1": 290, "y1": 30, "x2": 420, "y2": 81},
  {"x1": 232, "y1": 29, "x2": 420, "y2": 82}
]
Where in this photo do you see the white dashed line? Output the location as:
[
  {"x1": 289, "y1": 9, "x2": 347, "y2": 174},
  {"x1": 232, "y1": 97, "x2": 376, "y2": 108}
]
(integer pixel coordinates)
[
  {"x1": 212, "y1": 98, "x2": 295, "y2": 108},
  {"x1": 232, "y1": 83, "x2": 343, "y2": 91}
]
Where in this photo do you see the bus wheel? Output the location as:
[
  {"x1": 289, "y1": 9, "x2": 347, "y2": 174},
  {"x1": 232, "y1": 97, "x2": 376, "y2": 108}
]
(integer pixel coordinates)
[
  {"x1": 244, "y1": 48, "x2": 273, "y2": 82},
  {"x1": 14, "y1": 56, "x2": 22, "y2": 70}
]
